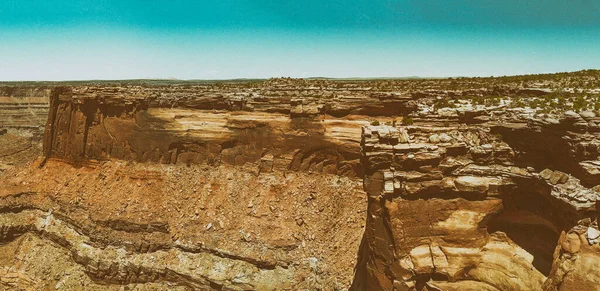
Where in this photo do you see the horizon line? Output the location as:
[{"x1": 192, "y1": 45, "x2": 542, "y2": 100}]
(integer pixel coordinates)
[{"x1": 0, "y1": 69, "x2": 598, "y2": 84}]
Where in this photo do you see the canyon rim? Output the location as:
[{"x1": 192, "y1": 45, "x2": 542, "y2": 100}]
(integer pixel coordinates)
[{"x1": 1, "y1": 72, "x2": 600, "y2": 290}]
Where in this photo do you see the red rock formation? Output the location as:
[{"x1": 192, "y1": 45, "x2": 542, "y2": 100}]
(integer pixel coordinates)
[
  {"x1": 1, "y1": 73, "x2": 600, "y2": 290},
  {"x1": 352, "y1": 121, "x2": 599, "y2": 290},
  {"x1": 43, "y1": 86, "x2": 408, "y2": 176}
]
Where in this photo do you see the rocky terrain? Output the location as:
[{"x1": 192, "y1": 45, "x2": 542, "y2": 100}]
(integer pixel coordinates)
[
  {"x1": 0, "y1": 86, "x2": 49, "y2": 173},
  {"x1": 0, "y1": 70, "x2": 600, "y2": 290}
]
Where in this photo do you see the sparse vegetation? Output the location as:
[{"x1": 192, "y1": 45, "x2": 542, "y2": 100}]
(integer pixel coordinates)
[{"x1": 402, "y1": 116, "x2": 414, "y2": 125}]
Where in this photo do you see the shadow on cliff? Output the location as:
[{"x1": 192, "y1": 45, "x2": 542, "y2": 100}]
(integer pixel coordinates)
[{"x1": 42, "y1": 87, "x2": 364, "y2": 177}]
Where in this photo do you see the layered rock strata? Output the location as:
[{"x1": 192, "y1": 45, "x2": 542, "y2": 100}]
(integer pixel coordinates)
[
  {"x1": 2, "y1": 84, "x2": 393, "y2": 290},
  {"x1": 0, "y1": 86, "x2": 50, "y2": 132},
  {"x1": 1, "y1": 73, "x2": 600, "y2": 290},
  {"x1": 0, "y1": 87, "x2": 50, "y2": 172},
  {"x1": 352, "y1": 120, "x2": 600, "y2": 290},
  {"x1": 43, "y1": 86, "x2": 413, "y2": 177}
]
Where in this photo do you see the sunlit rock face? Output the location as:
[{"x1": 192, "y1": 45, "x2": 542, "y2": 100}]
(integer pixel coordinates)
[
  {"x1": 42, "y1": 85, "x2": 417, "y2": 177},
  {"x1": 0, "y1": 87, "x2": 50, "y2": 173},
  {"x1": 1, "y1": 74, "x2": 600, "y2": 290},
  {"x1": 352, "y1": 122, "x2": 599, "y2": 291},
  {"x1": 3, "y1": 83, "x2": 414, "y2": 290}
]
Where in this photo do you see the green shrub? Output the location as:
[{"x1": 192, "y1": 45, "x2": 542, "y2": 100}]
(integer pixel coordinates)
[
  {"x1": 511, "y1": 97, "x2": 525, "y2": 108},
  {"x1": 573, "y1": 96, "x2": 588, "y2": 111},
  {"x1": 435, "y1": 98, "x2": 456, "y2": 108}
]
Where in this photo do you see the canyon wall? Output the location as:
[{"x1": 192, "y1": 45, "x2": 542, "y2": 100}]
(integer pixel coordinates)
[
  {"x1": 0, "y1": 86, "x2": 50, "y2": 172},
  {"x1": 42, "y1": 85, "x2": 400, "y2": 176},
  {"x1": 352, "y1": 108, "x2": 600, "y2": 290},
  {"x1": 0, "y1": 86, "x2": 49, "y2": 132},
  {"x1": 1, "y1": 74, "x2": 600, "y2": 290},
  {"x1": 3, "y1": 82, "x2": 414, "y2": 290}
]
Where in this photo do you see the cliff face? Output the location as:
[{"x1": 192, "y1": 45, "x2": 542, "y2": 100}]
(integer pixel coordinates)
[
  {"x1": 4, "y1": 83, "x2": 414, "y2": 290},
  {"x1": 1, "y1": 74, "x2": 600, "y2": 290},
  {"x1": 353, "y1": 109, "x2": 600, "y2": 290},
  {"x1": 0, "y1": 86, "x2": 49, "y2": 131},
  {"x1": 0, "y1": 86, "x2": 50, "y2": 173},
  {"x1": 42, "y1": 86, "x2": 398, "y2": 176}
]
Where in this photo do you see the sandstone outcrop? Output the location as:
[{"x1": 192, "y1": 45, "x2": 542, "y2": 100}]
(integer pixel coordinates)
[
  {"x1": 3, "y1": 82, "x2": 401, "y2": 290},
  {"x1": 42, "y1": 85, "x2": 414, "y2": 176},
  {"x1": 0, "y1": 86, "x2": 49, "y2": 172},
  {"x1": 352, "y1": 118, "x2": 599, "y2": 290},
  {"x1": 0, "y1": 86, "x2": 49, "y2": 132},
  {"x1": 1, "y1": 72, "x2": 600, "y2": 290}
]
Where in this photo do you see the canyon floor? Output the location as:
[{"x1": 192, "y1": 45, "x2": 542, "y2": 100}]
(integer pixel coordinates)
[{"x1": 1, "y1": 71, "x2": 600, "y2": 290}]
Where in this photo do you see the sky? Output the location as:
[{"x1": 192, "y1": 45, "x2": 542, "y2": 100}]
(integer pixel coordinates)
[{"x1": 0, "y1": 1, "x2": 599, "y2": 80}]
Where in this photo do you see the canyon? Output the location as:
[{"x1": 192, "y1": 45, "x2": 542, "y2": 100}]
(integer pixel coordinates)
[{"x1": 1, "y1": 72, "x2": 600, "y2": 290}]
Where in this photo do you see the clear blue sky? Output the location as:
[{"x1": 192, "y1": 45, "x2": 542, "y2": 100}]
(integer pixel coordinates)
[{"x1": 1, "y1": 0, "x2": 599, "y2": 80}]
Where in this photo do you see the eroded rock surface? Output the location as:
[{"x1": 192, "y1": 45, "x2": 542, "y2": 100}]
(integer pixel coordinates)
[
  {"x1": 353, "y1": 119, "x2": 599, "y2": 290},
  {"x1": 0, "y1": 87, "x2": 49, "y2": 173},
  {"x1": 1, "y1": 73, "x2": 600, "y2": 290}
]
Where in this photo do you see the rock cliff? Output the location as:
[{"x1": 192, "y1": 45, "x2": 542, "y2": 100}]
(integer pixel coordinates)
[
  {"x1": 352, "y1": 111, "x2": 600, "y2": 290},
  {"x1": 1, "y1": 72, "x2": 600, "y2": 290},
  {"x1": 0, "y1": 86, "x2": 49, "y2": 173}
]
